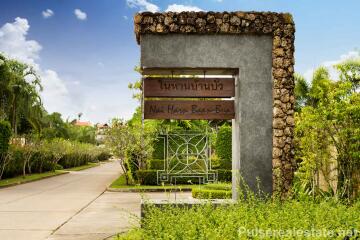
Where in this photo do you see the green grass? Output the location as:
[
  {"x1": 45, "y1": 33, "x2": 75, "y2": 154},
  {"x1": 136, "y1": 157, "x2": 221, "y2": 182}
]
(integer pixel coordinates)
[
  {"x1": 0, "y1": 162, "x2": 99, "y2": 188},
  {"x1": 0, "y1": 171, "x2": 67, "y2": 188},
  {"x1": 64, "y1": 162, "x2": 100, "y2": 171},
  {"x1": 109, "y1": 174, "x2": 201, "y2": 190}
]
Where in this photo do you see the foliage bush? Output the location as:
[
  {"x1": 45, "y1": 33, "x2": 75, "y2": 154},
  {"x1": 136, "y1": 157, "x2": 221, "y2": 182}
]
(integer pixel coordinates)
[
  {"x1": 136, "y1": 170, "x2": 158, "y2": 185},
  {"x1": 0, "y1": 120, "x2": 11, "y2": 154},
  {"x1": 294, "y1": 61, "x2": 360, "y2": 201},
  {"x1": 121, "y1": 199, "x2": 360, "y2": 240},
  {"x1": 105, "y1": 118, "x2": 155, "y2": 185},
  {"x1": 147, "y1": 159, "x2": 164, "y2": 170},
  {"x1": 217, "y1": 169, "x2": 232, "y2": 182},
  {"x1": 215, "y1": 125, "x2": 232, "y2": 169},
  {"x1": 192, "y1": 188, "x2": 232, "y2": 199},
  {"x1": 192, "y1": 183, "x2": 232, "y2": 199},
  {"x1": 96, "y1": 151, "x2": 112, "y2": 161},
  {"x1": 151, "y1": 138, "x2": 165, "y2": 160},
  {"x1": 200, "y1": 183, "x2": 232, "y2": 191},
  {"x1": 0, "y1": 139, "x2": 111, "y2": 180}
]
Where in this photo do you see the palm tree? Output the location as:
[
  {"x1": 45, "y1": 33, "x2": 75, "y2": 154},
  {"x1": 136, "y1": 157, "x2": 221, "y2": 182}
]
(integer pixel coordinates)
[
  {"x1": 294, "y1": 67, "x2": 332, "y2": 112},
  {"x1": 1, "y1": 56, "x2": 43, "y2": 136}
]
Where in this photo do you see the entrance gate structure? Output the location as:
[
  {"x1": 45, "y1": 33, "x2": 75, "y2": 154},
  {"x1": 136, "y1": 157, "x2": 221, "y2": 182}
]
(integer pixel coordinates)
[
  {"x1": 157, "y1": 132, "x2": 217, "y2": 185},
  {"x1": 135, "y1": 11, "x2": 296, "y2": 198}
]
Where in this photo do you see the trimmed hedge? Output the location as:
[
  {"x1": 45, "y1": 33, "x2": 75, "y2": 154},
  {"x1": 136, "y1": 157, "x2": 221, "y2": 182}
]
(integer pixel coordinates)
[
  {"x1": 200, "y1": 183, "x2": 231, "y2": 191},
  {"x1": 135, "y1": 168, "x2": 231, "y2": 185},
  {"x1": 215, "y1": 125, "x2": 232, "y2": 169},
  {"x1": 192, "y1": 188, "x2": 232, "y2": 199}
]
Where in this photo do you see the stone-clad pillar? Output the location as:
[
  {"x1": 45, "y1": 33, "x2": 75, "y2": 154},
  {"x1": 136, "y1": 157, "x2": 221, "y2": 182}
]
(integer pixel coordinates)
[{"x1": 135, "y1": 11, "x2": 296, "y2": 198}]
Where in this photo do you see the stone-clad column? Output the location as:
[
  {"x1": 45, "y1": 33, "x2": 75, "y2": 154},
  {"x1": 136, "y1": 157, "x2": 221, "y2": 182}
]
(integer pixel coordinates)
[{"x1": 135, "y1": 11, "x2": 296, "y2": 198}]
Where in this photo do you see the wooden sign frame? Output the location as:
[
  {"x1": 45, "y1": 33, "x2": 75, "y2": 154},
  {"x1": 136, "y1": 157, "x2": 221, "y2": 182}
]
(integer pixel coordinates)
[
  {"x1": 144, "y1": 100, "x2": 235, "y2": 120},
  {"x1": 143, "y1": 77, "x2": 235, "y2": 98}
]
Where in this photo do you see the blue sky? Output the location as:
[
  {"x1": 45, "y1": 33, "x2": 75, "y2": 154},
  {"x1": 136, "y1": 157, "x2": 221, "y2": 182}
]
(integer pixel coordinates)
[{"x1": 0, "y1": 0, "x2": 359, "y2": 123}]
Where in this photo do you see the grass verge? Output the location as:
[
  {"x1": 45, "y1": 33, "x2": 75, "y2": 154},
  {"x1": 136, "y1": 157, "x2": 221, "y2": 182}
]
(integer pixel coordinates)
[
  {"x1": 109, "y1": 174, "x2": 199, "y2": 191},
  {"x1": 64, "y1": 162, "x2": 100, "y2": 171},
  {"x1": 0, "y1": 171, "x2": 68, "y2": 188}
]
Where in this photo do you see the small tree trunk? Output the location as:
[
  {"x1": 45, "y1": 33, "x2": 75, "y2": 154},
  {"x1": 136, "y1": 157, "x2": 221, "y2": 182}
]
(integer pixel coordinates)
[
  {"x1": 27, "y1": 161, "x2": 32, "y2": 174},
  {"x1": 0, "y1": 159, "x2": 5, "y2": 180},
  {"x1": 22, "y1": 161, "x2": 26, "y2": 177},
  {"x1": 119, "y1": 159, "x2": 129, "y2": 185},
  {"x1": 0, "y1": 154, "x2": 10, "y2": 180}
]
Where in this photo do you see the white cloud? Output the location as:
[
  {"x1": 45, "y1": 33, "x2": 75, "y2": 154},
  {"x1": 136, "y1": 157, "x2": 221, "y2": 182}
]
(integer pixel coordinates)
[
  {"x1": 40, "y1": 70, "x2": 74, "y2": 114},
  {"x1": 0, "y1": 18, "x2": 74, "y2": 118},
  {"x1": 0, "y1": 17, "x2": 42, "y2": 68},
  {"x1": 74, "y1": 9, "x2": 87, "y2": 20},
  {"x1": 123, "y1": 15, "x2": 128, "y2": 20},
  {"x1": 165, "y1": 4, "x2": 203, "y2": 12},
  {"x1": 303, "y1": 50, "x2": 360, "y2": 82},
  {"x1": 42, "y1": 9, "x2": 54, "y2": 18},
  {"x1": 126, "y1": 0, "x2": 159, "y2": 12}
]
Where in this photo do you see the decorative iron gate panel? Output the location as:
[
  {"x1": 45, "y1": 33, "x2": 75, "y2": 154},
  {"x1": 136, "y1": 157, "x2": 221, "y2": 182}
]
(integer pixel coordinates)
[{"x1": 157, "y1": 132, "x2": 217, "y2": 184}]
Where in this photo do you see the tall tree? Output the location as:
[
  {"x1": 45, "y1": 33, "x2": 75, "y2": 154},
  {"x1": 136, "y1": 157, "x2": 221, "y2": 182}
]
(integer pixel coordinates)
[{"x1": 295, "y1": 59, "x2": 360, "y2": 201}]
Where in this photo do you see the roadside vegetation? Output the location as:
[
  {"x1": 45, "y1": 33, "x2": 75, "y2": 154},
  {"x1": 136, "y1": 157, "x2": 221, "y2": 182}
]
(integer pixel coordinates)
[
  {"x1": 117, "y1": 197, "x2": 360, "y2": 240},
  {"x1": 0, "y1": 54, "x2": 111, "y2": 184}
]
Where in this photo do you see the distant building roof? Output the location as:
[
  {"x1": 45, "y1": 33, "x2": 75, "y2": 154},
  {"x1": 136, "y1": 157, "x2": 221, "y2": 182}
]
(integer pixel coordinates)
[{"x1": 73, "y1": 120, "x2": 92, "y2": 127}]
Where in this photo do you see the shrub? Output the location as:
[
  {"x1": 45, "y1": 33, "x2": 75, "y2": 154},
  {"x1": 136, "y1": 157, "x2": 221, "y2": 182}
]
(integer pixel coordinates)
[
  {"x1": 96, "y1": 151, "x2": 111, "y2": 161},
  {"x1": 59, "y1": 153, "x2": 88, "y2": 169},
  {"x1": 201, "y1": 183, "x2": 232, "y2": 191},
  {"x1": 136, "y1": 170, "x2": 158, "y2": 185},
  {"x1": 125, "y1": 148, "x2": 141, "y2": 180},
  {"x1": 2, "y1": 144, "x2": 24, "y2": 178},
  {"x1": 215, "y1": 125, "x2": 232, "y2": 169},
  {"x1": 0, "y1": 139, "x2": 111, "y2": 180},
  {"x1": 192, "y1": 188, "x2": 232, "y2": 199},
  {"x1": 210, "y1": 153, "x2": 221, "y2": 169},
  {"x1": 217, "y1": 169, "x2": 232, "y2": 182},
  {"x1": 152, "y1": 138, "x2": 165, "y2": 160},
  {"x1": 192, "y1": 183, "x2": 232, "y2": 199},
  {"x1": 147, "y1": 159, "x2": 164, "y2": 170},
  {"x1": 29, "y1": 149, "x2": 55, "y2": 173}
]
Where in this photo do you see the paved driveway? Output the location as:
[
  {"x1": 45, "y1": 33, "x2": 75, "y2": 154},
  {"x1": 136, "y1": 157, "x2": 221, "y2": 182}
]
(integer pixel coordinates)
[
  {"x1": 0, "y1": 160, "x2": 192, "y2": 240},
  {"x1": 0, "y1": 160, "x2": 122, "y2": 240}
]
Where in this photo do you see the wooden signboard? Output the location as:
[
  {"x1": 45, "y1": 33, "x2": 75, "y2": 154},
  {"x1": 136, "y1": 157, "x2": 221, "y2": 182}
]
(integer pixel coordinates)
[
  {"x1": 144, "y1": 100, "x2": 235, "y2": 120},
  {"x1": 143, "y1": 77, "x2": 235, "y2": 98}
]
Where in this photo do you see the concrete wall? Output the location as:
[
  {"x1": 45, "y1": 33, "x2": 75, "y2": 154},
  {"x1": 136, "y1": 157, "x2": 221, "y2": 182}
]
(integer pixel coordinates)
[{"x1": 141, "y1": 34, "x2": 273, "y2": 194}]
